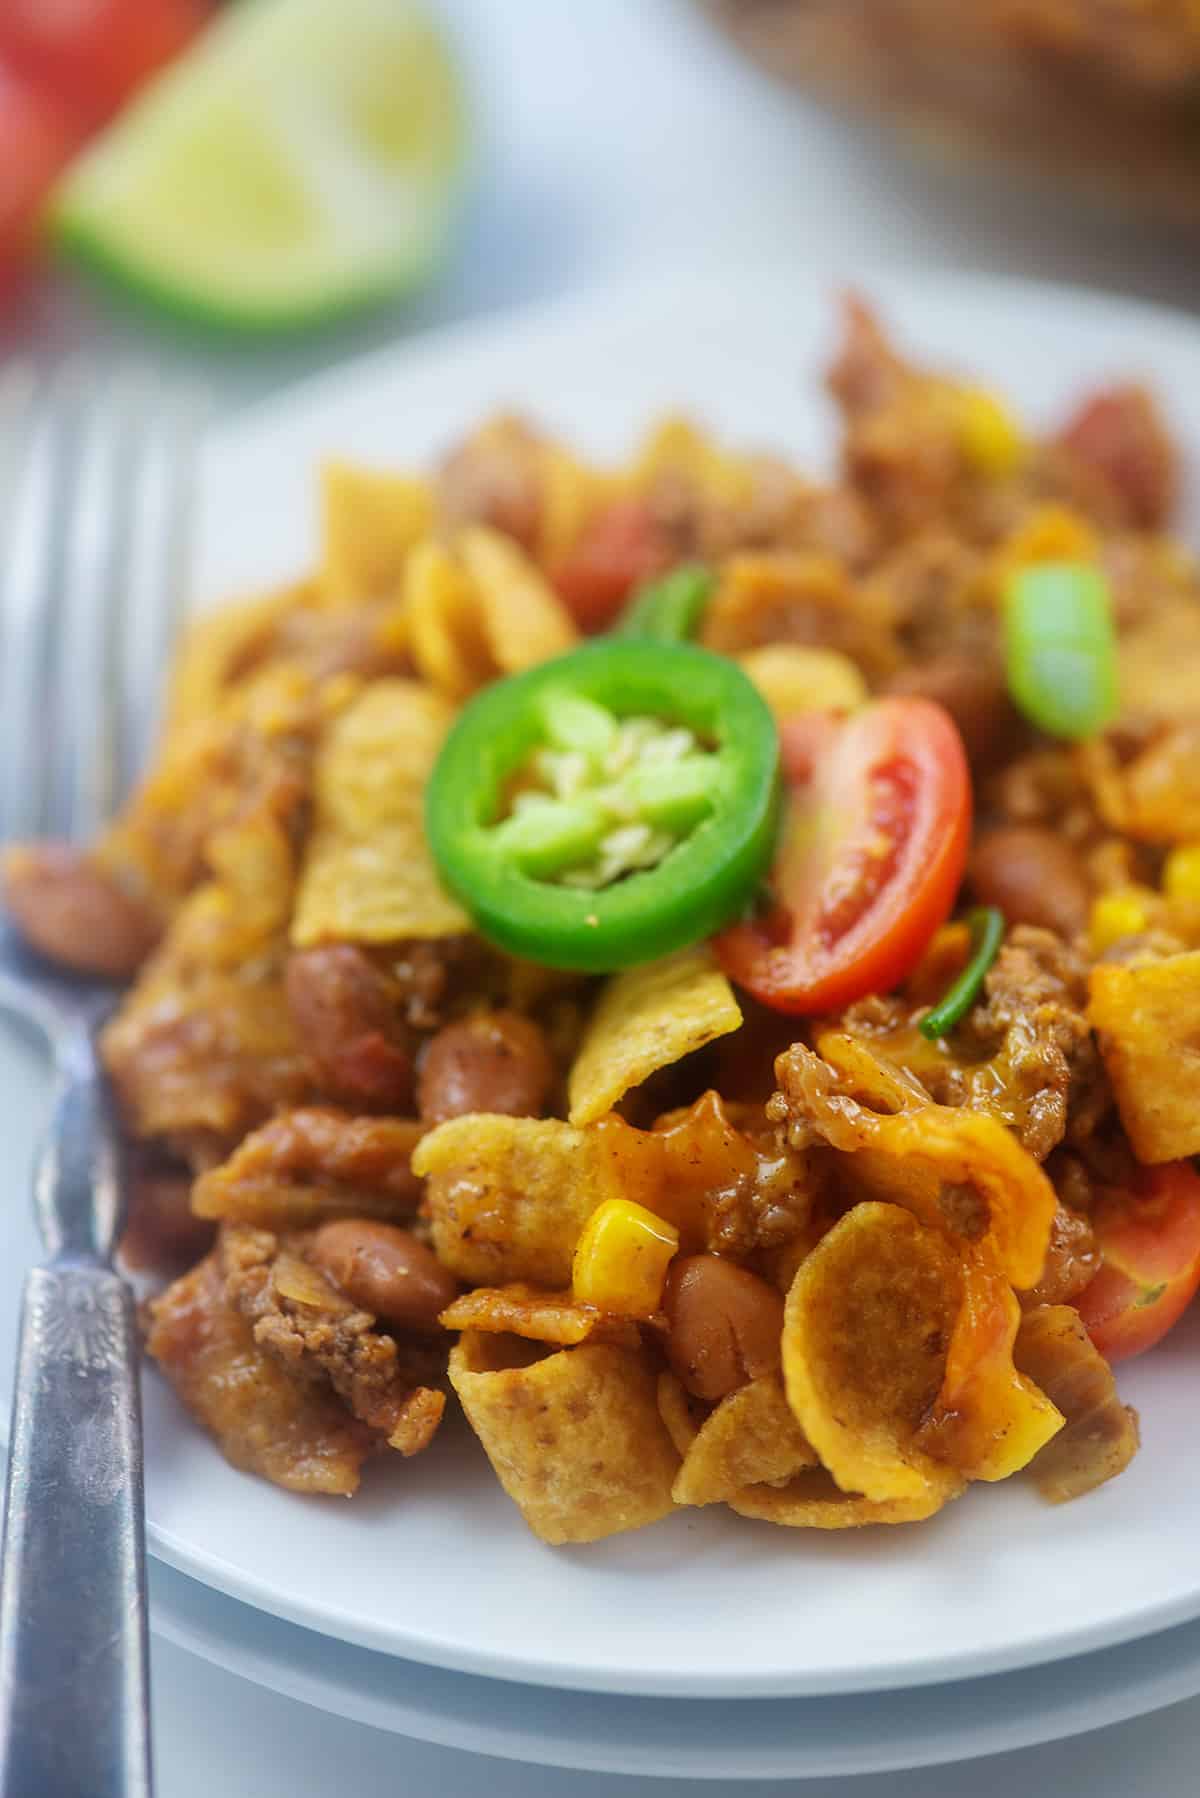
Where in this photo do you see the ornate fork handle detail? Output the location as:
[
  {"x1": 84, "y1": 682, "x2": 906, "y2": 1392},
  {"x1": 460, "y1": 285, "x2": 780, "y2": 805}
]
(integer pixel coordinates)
[{"x1": 0, "y1": 1043, "x2": 152, "y2": 1798}]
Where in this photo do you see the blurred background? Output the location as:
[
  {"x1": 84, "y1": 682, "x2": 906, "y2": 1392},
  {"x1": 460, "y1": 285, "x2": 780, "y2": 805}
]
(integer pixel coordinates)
[{"x1": 5, "y1": 0, "x2": 1200, "y2": 421}]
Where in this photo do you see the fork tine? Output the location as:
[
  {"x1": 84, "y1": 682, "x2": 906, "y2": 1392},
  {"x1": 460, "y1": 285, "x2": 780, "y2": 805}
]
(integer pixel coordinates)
[
  {"x1": 120, "y1": 378, "x2": 205, "y2": 794},
  {"x1": 0, "y1": 361, "x2": 37, "y2": 847},
  {"x1": 0, "y1": 359, "x2": 87, "y2": 844},
  {"x1": 68, "y1": 370, "x2": 146, "y2": 842},
  {"x1": 1, "y1": 362, "x2": 200, "y2": 850},
  {"x1": 0, "y1": 362, "x2": 36, "y2": 567}
]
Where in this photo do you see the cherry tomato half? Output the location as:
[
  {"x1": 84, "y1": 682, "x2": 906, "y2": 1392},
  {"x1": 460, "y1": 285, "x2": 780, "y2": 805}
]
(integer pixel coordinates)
[
  {"x1": 1074, "y1": 1161, "x2": 1200, "y2": 1364},
  {"x1": 553, "y1": 498, "x2": 673, "y2": 634},
  {"x1": 0, "y1": 60, "x2": 79, "y2": 280},
  {"x1": 715, "y1": 696, "x2": 971, "y2": 1015},
  {"x1": 0, "y1": 0, "x2": 212, "y2": 130}
]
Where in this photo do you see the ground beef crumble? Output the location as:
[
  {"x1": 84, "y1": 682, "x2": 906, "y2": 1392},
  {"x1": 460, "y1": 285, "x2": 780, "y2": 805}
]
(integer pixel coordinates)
[{"x1": 220, "y1": 1226, "x2": 445, "y2": 1455}]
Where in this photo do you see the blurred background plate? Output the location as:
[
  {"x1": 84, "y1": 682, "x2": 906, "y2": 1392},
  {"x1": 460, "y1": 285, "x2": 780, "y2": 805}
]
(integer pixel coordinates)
[{"x1": 703, "y1": 0, "x2": 1200, "y2": 228}]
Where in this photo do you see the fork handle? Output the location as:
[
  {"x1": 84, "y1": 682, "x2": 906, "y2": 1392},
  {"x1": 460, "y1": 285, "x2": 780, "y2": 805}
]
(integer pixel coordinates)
[{"x1": 0, "y1": 1263, "x2": 152, "y2": 1798}]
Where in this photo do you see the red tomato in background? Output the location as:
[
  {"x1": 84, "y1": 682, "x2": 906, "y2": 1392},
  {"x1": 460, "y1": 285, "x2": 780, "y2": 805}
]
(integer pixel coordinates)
[
  {"x1": 553, "y1": 498, "x2": 673, "y2": 633},
  {"x1": 715, "y1": 696, "x2": 971, "y2": 1015},
  {"x1": 1075, "y1": 1162, "x2": 1200, "y2": 1364},
  {"x1": 0, "y1": 59, "x2": 79, "y2": 278},
  {"x1": 0, "y1": 0, "x2": 211, "y2": 129}
]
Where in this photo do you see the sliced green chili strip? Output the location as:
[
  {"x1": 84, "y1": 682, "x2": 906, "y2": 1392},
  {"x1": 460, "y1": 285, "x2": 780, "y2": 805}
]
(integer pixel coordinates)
[
  {"x1": 1003, "y1": 560, "x2": 1118, "y2": 740},
  {"x1": 615, "y1": 563, "x2": 714, "y2": 643},
  {"x1": 425, "y1": 639, "x2": 780, "y2": 972},
  {"x1": 919, "y1": 907, "x2": 1005, "y2": 1041}
]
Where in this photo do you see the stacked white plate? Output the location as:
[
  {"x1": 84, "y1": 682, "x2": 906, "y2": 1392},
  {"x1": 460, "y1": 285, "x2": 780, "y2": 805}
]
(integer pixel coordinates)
[{"x1": 5, "y1": 269, "x2": 1200, "y2": 1779}]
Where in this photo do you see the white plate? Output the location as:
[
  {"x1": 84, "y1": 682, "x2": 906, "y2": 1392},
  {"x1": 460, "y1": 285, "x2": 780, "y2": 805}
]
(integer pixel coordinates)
[
  {"x1": 146, "y1": 1557, "x2": 1200, "y2": 1781},
  {"x1": 6, "y1": 266, "x2": 1200, "y2": 1699}
]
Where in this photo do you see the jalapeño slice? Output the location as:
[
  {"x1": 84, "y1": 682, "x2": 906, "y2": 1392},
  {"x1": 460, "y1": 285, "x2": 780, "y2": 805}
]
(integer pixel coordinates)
[{"x1": 425, "y1": 640, "x2": 780, "y2": 972}]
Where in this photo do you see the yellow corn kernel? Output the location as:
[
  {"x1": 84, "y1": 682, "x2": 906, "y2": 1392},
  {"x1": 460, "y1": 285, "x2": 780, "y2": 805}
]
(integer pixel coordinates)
[
  {"x1": 1089, "y1": 887, "x2": 1153, "y2": 955},
  {"x1": 572, "y1": 1199, "x2": 679, "y2": 1318},
  {"x1": 1163, "y1": 844, "x2": 1200, "y2": 905},
  {"x1": 736, "y1": 644, "x2": 867, "y2": 722},
  {"x1": 1002, "y1": 505, "x2": 1098, "y2": 573},
  {"x1": 953, "y1": 386, "x2": 1023, "y2": 479}
]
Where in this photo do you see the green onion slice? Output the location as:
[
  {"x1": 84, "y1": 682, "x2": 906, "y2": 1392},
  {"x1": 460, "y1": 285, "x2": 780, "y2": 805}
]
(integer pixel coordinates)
[
  {"x1": 919, "y1": 907, "x2": 1005, "y2": 1041},
  {"x1": 1003, "y1": 560, "x2": 1118, "y2": 740},
  {"x1": 615, "y1": 564, "x2": 714, "y2": 644}
]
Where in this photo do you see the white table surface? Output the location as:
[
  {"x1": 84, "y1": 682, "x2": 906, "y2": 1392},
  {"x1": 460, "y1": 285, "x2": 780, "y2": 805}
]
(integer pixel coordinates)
[{"x1": 8, "y1": 2, "x2": 1200, "y2": 1791}]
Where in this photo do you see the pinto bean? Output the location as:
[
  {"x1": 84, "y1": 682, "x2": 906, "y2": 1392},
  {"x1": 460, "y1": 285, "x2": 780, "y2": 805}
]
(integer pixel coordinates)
[
  {"x1": 884, "y1": 654, "x2": 1020, "y2": 770},
  {"x1": 285, "y1": 945, "x2": 415, "y2": 1110},
  {"x1": 310, "y1": 1220, "x2": 458, "y2": 1332},
  {"x1": 437, "y1": 418, "x2": 543, "y2": 551},
  {"x1": 2, "y1": 843, "x2": 160, "y2": 978},
  {"x1": 969, "y1": 826, "x2": 1090, "y2": 939},
  {"x1": 417, "y1": 1010, "x2": 553, "y2": 1124},
  {"x1": 1058, "y1": 384, "x2": 1176, "y2": 530},
  {"x1": 663, "y1": 1254, "x2": 785, "y2": 1402}
]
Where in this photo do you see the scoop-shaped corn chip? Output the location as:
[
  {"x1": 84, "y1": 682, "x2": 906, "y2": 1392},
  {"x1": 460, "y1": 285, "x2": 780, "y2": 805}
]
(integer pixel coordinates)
[
  {"x1": 657, "y1": 1370, "x2": 701, "y2": 1459},
  {"x1": 292, "y1": 680, "x2": 470, "y2": 946},
  {"x1": 672, "y1": 1374, "x2": 817, "y2": 1507},
  {"x1": 1117, "y1": 603, "x2": 1200, "y2": 721},
  {"x1": 658, "y1": 1370, "x2": 957, "y2": 1528},
  {"x1": 205, "y1": 808, "x2": 296, "y2": 938},
  {"x1": 775, "y1": 1036, "x2": 1056, "y2": 1289},
  {"x1": 458, "y1": 527, "x2": 576, "y2": 673},
  {"x1": 537, "y1": 443, "x2": 612, "y2": 565},
  {"x1": 782, "y1": 1202, "x2": 967, "y2": 1506},
  {"x1": 849, "y1": 1111, "x2": 1054, "y2": 1293},
  {"x1": 404, "y1": 539, "x2": 493, "y2": 702},
  {"x1": 916, "y1": 1251, "x2": 1063, "y2": 1483},
  {"x1": 630, "y1": 416, "x2": 754, "y2": 510},
  {"x1": 320, "y1": 460, "x2": 433, "y2": 606},
  {"x1": 102, "y1": 718, "x2": 318, "y2": 1143},
  {"x1": 567, "y1": 945, "x2": 742, "y2": 1126},
  {"x1": 1089, "y1": 952, "x2": 1200, "y2": 1163},
  {"x1": 1013, "y1": 1305, "x2": 1139, "y2": 1503},
  {"x1": 1080, "y1": 725, "x2": 1200, "y2": 844},
  {"x1": 736, "y1": 645, "x2": 867, "y2": 721},
  {"x1": 167, "y1": 581, "x2": 314, "y2": 731},
  {"x1": 439, "y1": 1283, "x2": 638, "y2": 1348},
  {"x1": 194, "y1": 1109, "x2": 423, "y2": 1229},
  {"x1": 728, "y1": 1469, "x2": 957, "y2": 1529},
  {"x1": 100, "y1": 657, "x2": 323, "y2": 914},
  {"x1": 702, "y1": 551, "x2": 896, "y2": 679},
  {"x1": 419, "y1": 1099, "x2": 816, "y2": 1286},
  {"x1": 415, "y1": 1115, "x2": 607, "y2": 1286},
  {"x1": 449, "y1": 1330, "x2": 679, "y2": 1543}
]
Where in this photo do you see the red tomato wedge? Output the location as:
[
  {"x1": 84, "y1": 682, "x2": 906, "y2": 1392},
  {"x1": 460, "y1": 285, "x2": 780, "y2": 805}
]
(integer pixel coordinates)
[
  {"x1": 1075, "y1": 1162, "x2": 1200, "y2": 1364},
  {"x1": 0, "y1": 0, "x2": 212, "y2": 130},
  {"x1": 715, "y1": 697, "x2": 971, "y2": 1015},
  {"x1": 0, "y1": 60, "x2": 79, "y2": 282},
  {"x1": 553, "y1": 498, "x2": 672, "y2": 633}
]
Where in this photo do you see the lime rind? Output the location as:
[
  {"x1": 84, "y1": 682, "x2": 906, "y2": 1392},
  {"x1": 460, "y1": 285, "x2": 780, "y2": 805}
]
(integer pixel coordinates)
[{"x1": 51, "y1": 0, "x2": 470, "y2": 334}]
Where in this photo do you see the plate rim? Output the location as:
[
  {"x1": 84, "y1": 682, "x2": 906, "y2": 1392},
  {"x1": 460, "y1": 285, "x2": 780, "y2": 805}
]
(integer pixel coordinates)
[{"x1": 146, "y1": 1557, "x2": 1200, "y2": 1780}]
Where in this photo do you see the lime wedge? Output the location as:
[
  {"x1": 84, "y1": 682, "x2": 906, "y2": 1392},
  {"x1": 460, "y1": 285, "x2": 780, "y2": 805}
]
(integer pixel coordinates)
[{"x1": 52, "y1": 0, "x2": 468, "y2": 332}]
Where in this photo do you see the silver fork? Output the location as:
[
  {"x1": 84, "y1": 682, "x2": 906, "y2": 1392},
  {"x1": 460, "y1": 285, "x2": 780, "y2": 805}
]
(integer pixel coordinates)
[{"x1": 0, "y1": 358, "x2": 198, "y2": 1798}]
